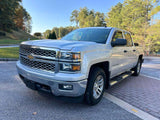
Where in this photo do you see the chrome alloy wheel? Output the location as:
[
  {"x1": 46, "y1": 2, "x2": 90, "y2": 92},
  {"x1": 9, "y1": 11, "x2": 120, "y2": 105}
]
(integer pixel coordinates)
[{"x1": 93, "y1": 75, "x2": 104, "y2": 99}]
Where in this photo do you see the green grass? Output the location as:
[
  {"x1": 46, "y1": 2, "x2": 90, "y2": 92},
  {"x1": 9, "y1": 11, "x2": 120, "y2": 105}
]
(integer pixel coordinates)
[
  {"x1": 0, "y1": 47, "x2": 19, "y2": 58},
  {"x1": 0, "y1": 38, "x2": 38, "y2": 45},
  {"x1": 0, "y1": 29, "x2": 38, "y2": 45},
  {"x1": 0, "y1": 38, "x2": 26, "y2": 45}
]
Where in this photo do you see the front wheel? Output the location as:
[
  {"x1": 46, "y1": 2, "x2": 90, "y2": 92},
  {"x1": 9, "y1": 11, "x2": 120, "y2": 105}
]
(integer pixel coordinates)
[
  {"x1": 132, "y1": 59, "x2": 142, "y2": 76},
  {"x1": 85, "y1": 67, "x2": 106, "y2": 105}
]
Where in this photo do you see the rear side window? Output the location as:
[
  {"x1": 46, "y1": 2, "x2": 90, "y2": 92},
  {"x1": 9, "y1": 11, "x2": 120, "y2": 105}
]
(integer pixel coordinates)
[
  {"x1": 112, "y1": 31, "x2": 123, "y2": 42},
  {"x1": 124, "y1": 32, "x2": 133, "y2": 46}
]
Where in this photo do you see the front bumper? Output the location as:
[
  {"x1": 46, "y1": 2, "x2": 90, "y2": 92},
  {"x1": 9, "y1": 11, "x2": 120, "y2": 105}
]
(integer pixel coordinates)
[{"x1": 16, "y1": 61, "x2": 87, "y2": 97}]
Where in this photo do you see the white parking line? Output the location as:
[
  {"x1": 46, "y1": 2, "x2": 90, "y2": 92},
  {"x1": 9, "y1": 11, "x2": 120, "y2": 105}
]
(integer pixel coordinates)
[
  {"x1": 104, "y1": 93, "x2": 159, "y2": 120},
  {"x1": 141, "y1": 74, "x2": 160, "y2": 81}
]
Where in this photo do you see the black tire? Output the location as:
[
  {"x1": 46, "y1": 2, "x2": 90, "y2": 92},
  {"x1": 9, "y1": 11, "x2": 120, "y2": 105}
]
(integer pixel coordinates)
[
  {"x1": 132, "y1": 59, "x2": 142, "y2": 76},
  {"x1": 85, "y1": 67, "x2": 106, "y2": 105}
]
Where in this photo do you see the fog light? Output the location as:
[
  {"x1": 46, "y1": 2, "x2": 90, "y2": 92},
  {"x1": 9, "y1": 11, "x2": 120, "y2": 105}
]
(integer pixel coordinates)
[{"x1": 59, "y1": 84, "x2": 73, "y2": 90}]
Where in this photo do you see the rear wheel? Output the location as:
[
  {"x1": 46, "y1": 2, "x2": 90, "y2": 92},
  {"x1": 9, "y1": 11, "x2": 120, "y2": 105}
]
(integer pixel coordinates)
[
  {"x1": 132, "y1": 59, "x2": 142, "y2": 76},
  {"x1": 85, "y1": 67, "x2": 106, "y2": 105}
]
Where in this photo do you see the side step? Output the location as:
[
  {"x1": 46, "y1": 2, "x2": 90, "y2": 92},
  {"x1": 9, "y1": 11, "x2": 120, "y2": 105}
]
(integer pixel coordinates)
[{"x1": 109, "y1": 71, "x2": 134, "y2": 86}]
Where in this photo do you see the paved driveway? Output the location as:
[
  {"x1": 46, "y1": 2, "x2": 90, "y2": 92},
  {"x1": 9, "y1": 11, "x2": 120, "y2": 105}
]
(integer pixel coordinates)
[
  {"x1": 108, "y1": 56, "x2": 160, "y2": 119},
  {"x1": 0, "y1": 57, "x2": 160, "y2": 120}
]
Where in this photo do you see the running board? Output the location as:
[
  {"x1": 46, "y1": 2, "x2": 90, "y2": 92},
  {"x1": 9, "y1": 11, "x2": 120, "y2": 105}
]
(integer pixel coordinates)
[{"x1": 109, "y1": 71, "x2": 134, "y2": 86}]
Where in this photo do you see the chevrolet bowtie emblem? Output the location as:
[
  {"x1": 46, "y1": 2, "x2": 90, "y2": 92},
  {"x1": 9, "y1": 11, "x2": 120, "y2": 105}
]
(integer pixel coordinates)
[{"x1": 27, "y1": 54, "x2": 34, "y2": 59}]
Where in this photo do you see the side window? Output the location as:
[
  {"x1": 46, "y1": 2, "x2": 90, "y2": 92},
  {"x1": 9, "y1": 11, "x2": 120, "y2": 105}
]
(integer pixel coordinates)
[
  {"x1": 112, "y1": 31, "x2": 123, "y2": 42},
  {"x1": 124, "y1": 32, "x2": 133, "y2": 47}
]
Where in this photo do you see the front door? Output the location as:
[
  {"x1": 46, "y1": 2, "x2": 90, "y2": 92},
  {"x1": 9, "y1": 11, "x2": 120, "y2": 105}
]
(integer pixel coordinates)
[{"x1": 110, "y1": 30, "x2": 128, "y2": 78}]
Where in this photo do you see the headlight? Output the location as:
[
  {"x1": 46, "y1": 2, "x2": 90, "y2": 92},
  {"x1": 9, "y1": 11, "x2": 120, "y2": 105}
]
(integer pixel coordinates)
[
  {"x1": 59, "y1": 51, "x2": 81, "y2": 72},
  {"x1": 60, "y1": 63, "x2": 81, "y2": 72},
  {"x1": 60, "y1": 52, "x2": 80, "y2": 60}
]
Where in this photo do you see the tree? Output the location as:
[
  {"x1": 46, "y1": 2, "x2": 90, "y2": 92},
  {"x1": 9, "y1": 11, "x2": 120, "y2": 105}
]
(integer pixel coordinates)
[
  {"x1": 70, "y1": 7, "x2": 105, "y2": 28},
  {"x1": 43, "y1": 30, "x2": 51, "y2": 39},
  {"x1": 58, "y1": 27, "x2": 68, "y2": 38},
  {"x1": 105, "y1": 2, "x2": 123, "y2": 28},
  {"x1": 149, "y1": 0, "x2": 160, "y2": 17},
  {"x1": 44, "y1": 26, "x2": 77, "y2": 39},
  {"x1": 146, "y1": 20, "x2": 160, "y2": 53},
  {"x1": 34, "y1": 32, "x2": 42, "y2": 39},
  {"x1": 14, "y1": 5, "x2": 24, "y2": 30},
  {"x1": 85, "y1": 10, "x2": 95, "y2": 27},
  {"x1": 121, "y1": 0, "x2": 153, "y2": 54},
  {"x1": 48, "y1": 30, "x2": 57, "y2": 39},
  {"x1": 0, "y1": 0, "x2": 32, "y2": 33},
  {"x1": 95, "y1": 12, "x2": 105, "y2": 27},
  {"x1": 0, "y1": 0, "x2": 21, "y2": 31},
  {"x1": 78, "y1": 7, "x2": 89, "y2": 28},
  {"x1": 23, "y1": 8, "x2": 32, "y2": 33},
  {"x1": 70, "y1": 10, "x2": 79, "y2": 27},
  {"x1": 52, "y1": 27, "x2": 59, "y2": 38},
  {"x1": 105, "y1": 0, "x2": 160, "y2": 54}
]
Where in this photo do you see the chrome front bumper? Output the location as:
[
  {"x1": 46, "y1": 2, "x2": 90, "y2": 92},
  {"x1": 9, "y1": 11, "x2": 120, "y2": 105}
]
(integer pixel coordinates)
[{"x1": 16, "y1": 61, "x2": 87, "y2": 97}]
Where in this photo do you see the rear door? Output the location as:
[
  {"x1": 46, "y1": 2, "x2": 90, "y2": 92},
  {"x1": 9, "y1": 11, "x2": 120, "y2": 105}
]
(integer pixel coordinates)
[{"x1": 124, "y1": 32, "x2": 137, "y2": 68}]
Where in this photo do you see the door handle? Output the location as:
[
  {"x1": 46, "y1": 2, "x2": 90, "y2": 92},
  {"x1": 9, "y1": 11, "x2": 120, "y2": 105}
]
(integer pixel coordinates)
[
  {"x1": 124, "y1": 50, "x2": 128, "y2": 53},
  {"x1": 133, "y1": 50, "x2": 136, "y2": 52}
]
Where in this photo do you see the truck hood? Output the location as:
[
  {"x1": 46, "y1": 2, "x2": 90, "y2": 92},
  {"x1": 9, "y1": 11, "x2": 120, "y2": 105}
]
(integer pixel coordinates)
[{"x1": 21, "y1": 39, "x2": 98, "y2": 50}]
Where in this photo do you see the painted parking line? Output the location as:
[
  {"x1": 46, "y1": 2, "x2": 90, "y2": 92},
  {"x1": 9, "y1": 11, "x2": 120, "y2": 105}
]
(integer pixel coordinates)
[
  {"x1": 141, "y1": 74, "x2": 160, "y2": 81},
  {"x1": 104, "y1": 93, "x2": 159, "y2": 120}
]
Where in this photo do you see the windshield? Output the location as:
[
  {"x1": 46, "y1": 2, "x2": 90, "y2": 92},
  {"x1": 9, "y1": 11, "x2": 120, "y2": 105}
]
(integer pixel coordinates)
[{"x1": 61, "y1": 28, "x2": 111, "y2": 44}]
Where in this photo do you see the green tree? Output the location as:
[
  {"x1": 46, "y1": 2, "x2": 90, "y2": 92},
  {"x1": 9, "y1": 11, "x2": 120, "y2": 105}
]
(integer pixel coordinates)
[
  {"x1": 23, "y1": 8, "x2": 32, "y2": 33},
  {"x1": 105, "y1": 0, "x2": 160, "y2": 54},
  {"x1": 0, "y1": 0, "x2": 21, "y2": 31},
  {"x1": 149, "y1": 0, "x2": 160, "y2": 17},
  {"x1": 14, "y1": 5, "x2": 24, "y2": 30},
  {"x1": 48, "y1": 30, "x2": 57, "y2": 39},
  {"x1": 105, "y1": 2, "x2": 123, "y2": 28},
  {"x1": 34, "y1": 32, "x2": 42, "y2": 39},
  {"x1": 85, "y1": 10, "x2": 95, "y2": 27},
  {"x1": 70, "y1": 10, "x2": 79, "y2": 27},
  {"x1": 146, "y1": 20, "x2": 160, "y2": 54},
  {"x1": 95, "y1": 12, "x2": 105, "y2": 27},
  {"x1": 71, "y1": 7, "x2": 105, "y2": 28},
  {"x1": 43, "y1": 30, "x2": 51, "y2": 39},
  {"x1": 78, "y1": 7, "x2": 89, "y2": 28},
  {"x1": 0, "y1": 0, "x2": 32, "y2": 33},
  {"x1": 52, "y1": 27, "x2": 59, "y2": 38},
  {"x1": 121, "y1": 0, "x2": 153, "y2": 54}
]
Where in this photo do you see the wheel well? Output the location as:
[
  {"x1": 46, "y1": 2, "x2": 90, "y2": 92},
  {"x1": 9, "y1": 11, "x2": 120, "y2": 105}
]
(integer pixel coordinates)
[{"x1": 89, "y1": 61, "x2": 110, "y2": 88}]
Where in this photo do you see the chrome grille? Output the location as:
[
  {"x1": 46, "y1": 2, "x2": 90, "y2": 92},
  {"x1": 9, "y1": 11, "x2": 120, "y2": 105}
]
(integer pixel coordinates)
[
  {"x1": 20, "y1": 56, "x2": 55, "y2": 72},
  {"x1": 20, "y1": 45, "x2": 56, "y2": 57}
]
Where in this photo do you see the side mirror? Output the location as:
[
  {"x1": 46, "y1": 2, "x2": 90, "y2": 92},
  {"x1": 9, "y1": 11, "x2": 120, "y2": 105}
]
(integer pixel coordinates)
[
  {"x1": 111, "y1": 39, "x2": 127, "y2": 47},
  {"x1": 134, "y1": 43, "x2": 139, "y2": 46}
]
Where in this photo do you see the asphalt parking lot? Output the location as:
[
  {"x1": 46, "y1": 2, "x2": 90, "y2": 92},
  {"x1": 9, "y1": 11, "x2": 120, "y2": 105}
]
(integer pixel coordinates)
[{"x1": 0, "y1": 57, "x2": 160, "y2": 120}]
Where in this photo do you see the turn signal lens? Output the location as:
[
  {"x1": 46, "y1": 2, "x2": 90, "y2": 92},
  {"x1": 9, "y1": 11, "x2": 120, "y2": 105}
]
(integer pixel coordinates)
[
  {"x1": 72, "y1": 65, "x2": 81, "y2": 71},
  {"x1": 60, "y1": 64, "x2": 81, "y2": 72},
  {"x1": 72, "y1": 54, "x2": 80, "y2": 59}
]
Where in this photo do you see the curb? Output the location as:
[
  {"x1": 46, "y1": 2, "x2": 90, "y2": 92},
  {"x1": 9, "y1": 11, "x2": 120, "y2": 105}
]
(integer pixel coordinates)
[{"x1": 0, "y1": 58, "x2": 18, "y2": 61}]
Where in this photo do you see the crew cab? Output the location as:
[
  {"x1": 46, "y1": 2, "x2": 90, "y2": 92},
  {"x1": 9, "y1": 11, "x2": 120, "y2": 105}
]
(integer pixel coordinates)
[{"x1": 16, "y1": 27, "x2": 143, "y2": 105}]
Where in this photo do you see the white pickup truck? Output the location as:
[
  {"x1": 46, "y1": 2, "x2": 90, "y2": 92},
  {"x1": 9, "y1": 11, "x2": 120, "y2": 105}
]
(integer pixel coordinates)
[{"x1": 16, "y1": 27, "x2": 144, "y2": 105}]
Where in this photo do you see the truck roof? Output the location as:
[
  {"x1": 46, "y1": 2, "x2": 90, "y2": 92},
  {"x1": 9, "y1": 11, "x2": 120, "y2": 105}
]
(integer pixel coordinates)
[
  {"x1": 79, "y1": 27, "x2": 130, "y2": 34},
  {"x1": 79, "y1": 27, "x2": 113, "y2": 29}
]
